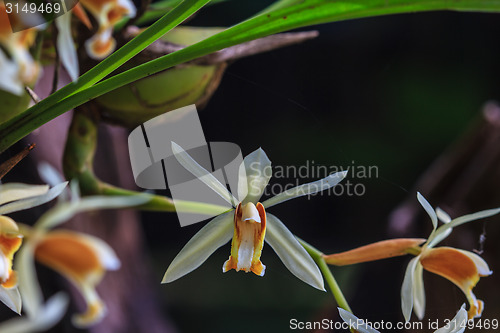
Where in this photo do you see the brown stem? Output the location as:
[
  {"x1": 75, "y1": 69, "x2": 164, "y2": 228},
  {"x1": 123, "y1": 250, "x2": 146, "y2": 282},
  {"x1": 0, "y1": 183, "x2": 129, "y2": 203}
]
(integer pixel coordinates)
[{"x1": 0, "y1": 143, "x2": 36, "y2": 179}]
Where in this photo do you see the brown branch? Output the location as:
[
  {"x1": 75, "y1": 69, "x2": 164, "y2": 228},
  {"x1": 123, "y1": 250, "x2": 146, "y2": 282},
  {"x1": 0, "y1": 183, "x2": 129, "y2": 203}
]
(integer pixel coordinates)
[
  {"x1": 0, "y1": 143, "x2": 36, "y2": 180},
  {"x1": 125, "y1": 26, "x2": 319, "y2": 65},
  {"x1": 191, "y1": 31, "x2": 320, "y2": 65}
]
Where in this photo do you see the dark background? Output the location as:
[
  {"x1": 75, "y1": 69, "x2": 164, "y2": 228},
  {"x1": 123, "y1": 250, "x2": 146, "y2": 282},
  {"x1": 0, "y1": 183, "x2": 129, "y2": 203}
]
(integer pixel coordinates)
[{"x1": 3, "y1": 1, "x2": 500, "y2": 332}]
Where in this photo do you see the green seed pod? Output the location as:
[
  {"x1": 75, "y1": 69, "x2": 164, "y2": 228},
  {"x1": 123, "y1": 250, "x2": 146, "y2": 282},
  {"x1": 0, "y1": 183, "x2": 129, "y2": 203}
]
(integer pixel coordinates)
[{"x1": 95, "y1": 27, "x2": 227, "y2": 127}]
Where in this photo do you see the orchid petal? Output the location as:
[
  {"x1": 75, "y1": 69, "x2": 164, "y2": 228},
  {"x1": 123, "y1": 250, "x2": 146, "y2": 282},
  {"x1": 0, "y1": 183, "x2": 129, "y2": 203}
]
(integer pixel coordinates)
[
  {"x1": 0, "y1": 182, "x2": 68, "y2": 215},
  {"x1": 323, "y1": 238, "x2": 425, "y2": 266},
  {"x1": 0, "y1": 184, "x2": 49, "y2": 206},
  {"x1": 262, "y1": 171, "x2": 347, "y2": 209},
  {"x1": 455, "y1": 249, "x2": 492, "y2": 276},
  {"x1": 162, "y1": 211, "x2": 234, "y2": 283},
  {"x1": 16, "y1": 241, "x2": 42, "y2": 318},
  {"x1": 171, "y1": 142, "x2": 238, "y2": 206},
  {"x1": 417, "y1": 192, "x2": 437, "y2": 230},
  {"x1": 35, "y1": 193, "x2": 149, "y2": 229},
  {"x1": 436, "y1": 207, "x2": 452, "y2": 223},
  {"x1": 0, "y1": 293, "x2": 68, "y2": 333},
  {"x1": 446, "y1": 208, "x2": 500, "y2": 230},
  {"x1": 0, "y1": 286, "x2": 22, "y2": 314},
  {"x1": 429, "y1": 207, "x2": 500, "y2": 247},
  {"x1": 338, "y1": 308, "x2": 380, "y2": 333},
  {"x1": 434, "y1": 305, "x2": 468, "y2": 333},
  {"x1": 56, "y1": 13, "x2": 79, "y2": 82},
  {"x1": 401, "y1": 256, "x2": 419, "y2": 322},
  {"x1": 413, "y1": 261, "x2": 426, "y2": 320},
  {"x1": 0, "y1": 49, "x2": 23, "y2": 95},
  {"x1": 238, "y1": 148, "x2": 272, "y2": 204},
  {"x1": 427, "y1": 227, "x2": 453, "y2": 248},
  {"x1": 265, "y1": 213, "x2": 324, "y2": 291}
]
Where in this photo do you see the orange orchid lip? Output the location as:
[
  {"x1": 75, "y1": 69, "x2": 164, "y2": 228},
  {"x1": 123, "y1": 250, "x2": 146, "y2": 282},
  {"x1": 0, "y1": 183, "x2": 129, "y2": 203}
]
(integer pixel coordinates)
[
  {"x1": 223, "y1": 202, "x2": 267, "y2": 276},
  {"x1": 0, "y1": 216, "x2": 22, "y2": 289},
  {"x1": 419, "y1": 246, "x2": 491, "y2": 319},
  {"x1": 34, "y1": 230, "x2": 120, "y2": 327}
]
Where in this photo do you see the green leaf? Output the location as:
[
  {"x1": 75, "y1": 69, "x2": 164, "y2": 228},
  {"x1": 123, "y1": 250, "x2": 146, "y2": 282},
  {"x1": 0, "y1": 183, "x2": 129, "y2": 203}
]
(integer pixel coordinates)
[
  {"x1": 428, "y1": 207, "x2": 500, "y2": 246},
  {"x1": 338, "y1": 307, "x2": 380, "y2": 333},
  {"x1": 16, "y1": 241, "x2": 42, "y2": 318},
  {"x1": 0, "y1": 0, "x2": 211, "y2": 153},
  {"x1": 412, "y1": 261, "x2": 425, "y2": 320},
  {"x1": 4, "y1": 0, "x2": 500, "y2": 152},
  {"x1": 118, "y1": 0, "x2": 230, "y2": 28}
]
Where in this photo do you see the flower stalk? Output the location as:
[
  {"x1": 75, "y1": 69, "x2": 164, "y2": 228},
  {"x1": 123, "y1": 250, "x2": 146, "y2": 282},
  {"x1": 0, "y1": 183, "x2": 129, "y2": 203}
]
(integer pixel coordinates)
[
  {"x1": 298, "y1": 238, "x2": 352, "y2": 313},
  {"x1": 62, "y1": 106, "x2": 228, "y2": 214}
]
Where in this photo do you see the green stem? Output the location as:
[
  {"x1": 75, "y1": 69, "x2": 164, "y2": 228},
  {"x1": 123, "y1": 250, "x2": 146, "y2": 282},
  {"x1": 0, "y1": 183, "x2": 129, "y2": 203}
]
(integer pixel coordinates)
[
  {"x1": 299, "y1": 239, "x2": 352, "y2": 313},
  {"x1": 63, "y1": 106, "x2": 229, "y2": 215},
  {"x1": 100, "y1": 183, "x2": 230, "y2": 214}
]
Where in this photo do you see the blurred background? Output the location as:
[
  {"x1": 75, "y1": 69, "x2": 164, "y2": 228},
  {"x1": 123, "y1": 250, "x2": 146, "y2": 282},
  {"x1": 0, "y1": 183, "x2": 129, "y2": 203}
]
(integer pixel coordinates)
[{"x1": 3, "y1": 0, "x2": 500, "y2": 332}]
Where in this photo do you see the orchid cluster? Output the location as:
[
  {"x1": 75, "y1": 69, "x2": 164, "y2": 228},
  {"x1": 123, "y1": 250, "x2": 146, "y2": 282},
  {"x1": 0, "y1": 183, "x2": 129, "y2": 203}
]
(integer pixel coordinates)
[
  {"x1": 0, "y1": 0, "x2": 135, "y2": 96},
  {"x1": 0, "y1": 171, "x2": 147, "y2": 331},
  {"x1": 1, "y1": 145, "x2": 499, "y2": 332},
  {"x1": 162, "y1": 145, "x2": 500, "y2": 332},
  {"x1": 322, "y1": 192, "x2": 500, "y2": 329}
]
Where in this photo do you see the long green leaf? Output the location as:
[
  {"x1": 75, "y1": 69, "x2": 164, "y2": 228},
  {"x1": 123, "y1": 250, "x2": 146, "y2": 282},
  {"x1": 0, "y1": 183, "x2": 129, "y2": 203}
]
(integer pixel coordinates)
[
  {"x1": 3, "y1": 0, "x2": 500, "y2": 152},
  {"x1": 0, "y1": 0, "x2": 211, "y2": 152}
]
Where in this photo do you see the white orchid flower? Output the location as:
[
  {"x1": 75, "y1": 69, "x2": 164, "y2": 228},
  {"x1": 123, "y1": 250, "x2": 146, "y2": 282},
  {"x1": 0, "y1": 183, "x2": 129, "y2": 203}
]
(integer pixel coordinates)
[
  {"x1": 339, "y1": 305, "x2": 468, "y2": 333},
  {"x1": 15, "y1": 180, "x2": 149, "y2": 327},
  {"x1": 401, "y1": 193, "x2": 500, "y2": 321},
  {"x1": 55, "y1": 0, "x2": 136, "y2": 82},
  {"x1": 0, "y1": 181, "x2": 68, "y2": 314},
  {"x1": 162, "y1": 145, "x2": 348, "y2": 291},
  {"x1": 0, "y1": 3, "x2": 44, "y2": 95}
]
